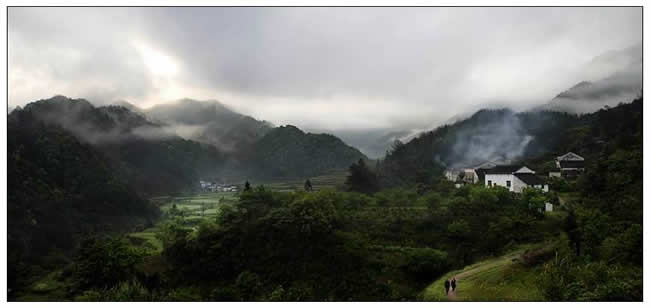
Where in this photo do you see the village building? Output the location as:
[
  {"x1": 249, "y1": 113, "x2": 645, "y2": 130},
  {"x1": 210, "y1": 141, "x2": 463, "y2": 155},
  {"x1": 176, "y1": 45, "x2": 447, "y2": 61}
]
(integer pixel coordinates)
[
  {"x1": 549, "y1": 152, "x2": 585, "y2": 178},
  {"x1": 483, "y1": 165, "x2": 549, "y2": 193},
  {"x1": 444, "y1": 161, "x2": 499, "y2": 185},
  {"x1": 199, "y1": 180, "x2": 239, "y2": 192}
]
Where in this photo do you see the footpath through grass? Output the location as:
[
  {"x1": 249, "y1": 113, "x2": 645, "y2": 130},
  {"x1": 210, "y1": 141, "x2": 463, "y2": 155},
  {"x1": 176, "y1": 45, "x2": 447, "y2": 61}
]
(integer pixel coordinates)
[{"x1": 421, "y1": 244, "x2": 545, "y2": 301}]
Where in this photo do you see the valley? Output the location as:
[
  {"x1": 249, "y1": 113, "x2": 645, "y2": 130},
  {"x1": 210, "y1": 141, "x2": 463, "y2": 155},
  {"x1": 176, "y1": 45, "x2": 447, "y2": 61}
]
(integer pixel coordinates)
[{"x1": 7, "y1": 96, "x2": 643, "y2": 302}]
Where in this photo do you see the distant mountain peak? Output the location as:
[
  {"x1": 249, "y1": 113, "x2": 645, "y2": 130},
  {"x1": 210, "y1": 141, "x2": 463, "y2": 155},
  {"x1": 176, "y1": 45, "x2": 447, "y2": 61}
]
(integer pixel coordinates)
[
  {"x1": 554, "y1": 81, "x2": 593, "y2": 99},
  {"x1": 111, "y1": 100, "x2": 145, "y2": 114},
  {"x1": 145, "y1": 98, "x2": 273, "y2": 152},
  {"x1": 568, "y1": 81, "x2": 593, "y2": 91},
  {"x1": 536, "y1": 43, "x2": 641, "y2": 114}
]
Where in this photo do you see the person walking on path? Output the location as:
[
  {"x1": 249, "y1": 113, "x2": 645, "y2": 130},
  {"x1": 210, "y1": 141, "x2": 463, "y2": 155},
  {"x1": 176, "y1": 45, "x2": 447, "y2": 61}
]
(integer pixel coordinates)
[
  {"x1": 444, "y1": 279, "x2": 451, "y2": 295},
  {"x1": 451, "y1": 277, "x2": 457, "y2": 292}
]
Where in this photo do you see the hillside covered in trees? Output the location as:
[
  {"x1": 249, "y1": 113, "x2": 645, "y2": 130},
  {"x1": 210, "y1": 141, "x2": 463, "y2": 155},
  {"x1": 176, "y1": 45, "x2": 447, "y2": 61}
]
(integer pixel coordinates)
[
  {"x1": 376, "y1": 97, "x2": 642, "y2": 187},
  {"x1": 11, "y1": 96, "x2": 228, "y2": 195},
  {"x1": 9, "y1": 96, "x2": 368, "y2": 192},
  {"x1": 9, "y1": 96, "x2": 641, "y2": 301},
  {"x1": 244, "y1": 125, "x2": 367, "y2": 180},
  {"x1": 7, "y1": 109, "x2": 160, "y2": 293}
]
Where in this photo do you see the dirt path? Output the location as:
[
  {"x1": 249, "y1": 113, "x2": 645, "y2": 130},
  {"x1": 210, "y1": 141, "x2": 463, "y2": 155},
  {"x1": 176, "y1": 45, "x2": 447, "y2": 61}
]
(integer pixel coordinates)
[
  {"x1": 423, "y1": 242, "x2": 556, "y2": 301},
  {"x1": 447, "y1": 289, "x2": 457, "y2": 300},
  {"x1": 441, "y1": 253, "x2": 518, "y2": 301}
]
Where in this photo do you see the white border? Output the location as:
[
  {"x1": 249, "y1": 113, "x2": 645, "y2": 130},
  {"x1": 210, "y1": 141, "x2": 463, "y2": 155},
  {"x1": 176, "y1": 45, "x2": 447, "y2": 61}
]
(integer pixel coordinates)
[{"x1": 1, "y1": 1, "x2": 647, "y2": 307}]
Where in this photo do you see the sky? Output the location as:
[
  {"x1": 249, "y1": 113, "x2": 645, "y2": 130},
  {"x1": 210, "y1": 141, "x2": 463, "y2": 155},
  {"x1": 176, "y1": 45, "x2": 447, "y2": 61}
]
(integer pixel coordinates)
[{"x1": 8, "y1": 7, "x2": 642, "y2": 135}]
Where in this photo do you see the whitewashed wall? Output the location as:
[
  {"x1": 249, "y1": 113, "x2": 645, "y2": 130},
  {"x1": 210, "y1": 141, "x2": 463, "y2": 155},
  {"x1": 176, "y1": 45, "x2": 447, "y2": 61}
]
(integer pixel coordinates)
[
  {"x1": 485, "y1": 174, "x2": 515, "y2": 192},
  {"x1": 485, "y1": 174, "x2": 549, "y2": 192}
]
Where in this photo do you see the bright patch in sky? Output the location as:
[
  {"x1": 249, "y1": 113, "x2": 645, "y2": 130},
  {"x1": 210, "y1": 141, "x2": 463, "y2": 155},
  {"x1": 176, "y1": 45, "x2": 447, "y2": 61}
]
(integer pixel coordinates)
[{"x1": 134, "y1": 41, "x2": 179, "y2": 77}]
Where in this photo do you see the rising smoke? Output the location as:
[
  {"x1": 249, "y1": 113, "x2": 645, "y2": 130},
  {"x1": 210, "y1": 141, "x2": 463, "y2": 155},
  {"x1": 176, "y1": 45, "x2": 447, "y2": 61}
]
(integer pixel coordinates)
[{"x1": 444, "y1": 110, "x2": 534, "y2": 168}]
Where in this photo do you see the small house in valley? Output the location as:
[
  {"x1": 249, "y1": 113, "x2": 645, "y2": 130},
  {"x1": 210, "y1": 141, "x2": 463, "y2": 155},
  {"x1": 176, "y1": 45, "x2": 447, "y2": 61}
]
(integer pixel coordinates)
[
  {"x1": 483, "y1": 165, "x2": 548, "y2": 193},
  {"x1": 549, "y1": 152, "x2": 585, "y2": 178}
]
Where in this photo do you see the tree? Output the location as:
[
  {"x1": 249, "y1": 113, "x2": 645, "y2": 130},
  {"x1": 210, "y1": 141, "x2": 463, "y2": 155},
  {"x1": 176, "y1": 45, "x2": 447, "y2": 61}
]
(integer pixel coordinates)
[
  {"x1": 304, "y1": 179, "x2": 313, "y2": 191},
  {"x1": 345, "y1": 159, "x2": 379, "y2": 194},
  {"x1": 72, "y1": 237, "x2": 146, "y2": 290},
  {"x1": 565, "y1": 208, "x2": 581, "y2": 256},
  {"x1": 244, "y1": 180, "x2": 251, "y2": 192}
]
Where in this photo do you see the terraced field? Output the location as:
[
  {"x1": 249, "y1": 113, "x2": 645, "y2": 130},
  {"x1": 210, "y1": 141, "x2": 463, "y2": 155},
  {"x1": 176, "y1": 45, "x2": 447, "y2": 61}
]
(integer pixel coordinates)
[
  {"x1": 127, "y1": 192, "x2": 240, "y2": 252},
  {"x1": 260, "y1": 169, "x2": 349, "y2": 191}
]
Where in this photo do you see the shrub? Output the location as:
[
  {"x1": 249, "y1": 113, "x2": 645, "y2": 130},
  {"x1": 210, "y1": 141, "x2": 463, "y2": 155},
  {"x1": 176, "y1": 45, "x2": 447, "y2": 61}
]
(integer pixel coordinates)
[
  {"x1": 72, "y1": 237, "x2": 147, "y2": 290},
  {"x1": 401, "y1": 248, "x2": 449, "y2": 282}
]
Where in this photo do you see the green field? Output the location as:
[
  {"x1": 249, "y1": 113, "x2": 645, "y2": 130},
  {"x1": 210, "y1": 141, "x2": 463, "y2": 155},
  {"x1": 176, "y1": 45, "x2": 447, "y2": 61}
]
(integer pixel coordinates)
[
  {"x1": 127, "y1": 176, "x2": 350, "y2": 252},
  {"x1": 126, "y1": 191, "x2": 240, "y2": 252},
  {"x1": 421, "y1": 244, "x2": 546, "y2": 301}
]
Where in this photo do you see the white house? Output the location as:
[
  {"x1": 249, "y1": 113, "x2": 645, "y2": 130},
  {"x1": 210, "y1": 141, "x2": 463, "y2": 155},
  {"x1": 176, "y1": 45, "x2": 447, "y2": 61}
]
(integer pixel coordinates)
[{"x1": 484, "y1": 165, "x2": 549, "y2": 193}]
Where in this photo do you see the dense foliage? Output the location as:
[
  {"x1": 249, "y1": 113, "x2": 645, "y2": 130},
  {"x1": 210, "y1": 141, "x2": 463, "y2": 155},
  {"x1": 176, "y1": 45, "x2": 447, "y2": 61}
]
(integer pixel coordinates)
[
  {"x1": 7, "y1": 109, "x2": 159, "y2": 294},
  {"x1": 536, "y1": 98, "x2": 642, "y2": 301},
  {"x1": 62, "y1": 183, "x2": 554, "y2": 301},
  {"x1": 345, "y1": 159, "x2": 380, "y2": 194}
]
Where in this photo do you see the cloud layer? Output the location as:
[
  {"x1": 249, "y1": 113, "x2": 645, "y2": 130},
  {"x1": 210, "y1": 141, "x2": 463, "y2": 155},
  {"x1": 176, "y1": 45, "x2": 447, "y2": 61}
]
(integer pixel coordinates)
[{"x1": 9, "y1": 7, "x2": 642, "y2": 132}]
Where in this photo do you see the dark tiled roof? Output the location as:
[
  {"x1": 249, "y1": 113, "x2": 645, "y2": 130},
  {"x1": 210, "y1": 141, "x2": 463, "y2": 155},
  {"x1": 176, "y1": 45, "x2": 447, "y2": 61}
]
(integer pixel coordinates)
[
  {"x1": 557, "y1": 152, "x2": 584, "y2": 161},
  {"x1": 483, "y1": 165, "x2": 523, "y2": 174},
  {"x1": 514, "y1": 173, "x2": 545, "y2": 186},
  {"x1": 559, "y1": 160, "x2": 585, "y2": 169},
  {"x1": 475, "y1": 168, "x2": 488, "y2": 183}
]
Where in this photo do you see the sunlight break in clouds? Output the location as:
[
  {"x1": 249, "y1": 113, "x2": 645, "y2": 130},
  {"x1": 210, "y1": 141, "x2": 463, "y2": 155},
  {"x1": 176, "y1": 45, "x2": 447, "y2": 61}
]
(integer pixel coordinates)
[{"x1": 8, "y1": 7, "x2": 642, "y2": 133}]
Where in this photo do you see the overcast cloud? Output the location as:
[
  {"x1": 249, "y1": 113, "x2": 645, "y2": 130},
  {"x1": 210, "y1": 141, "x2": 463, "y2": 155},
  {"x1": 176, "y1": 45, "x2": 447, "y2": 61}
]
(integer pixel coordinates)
[{"x1": 9, "y1": 7, "x2": 641, "y2": 133}]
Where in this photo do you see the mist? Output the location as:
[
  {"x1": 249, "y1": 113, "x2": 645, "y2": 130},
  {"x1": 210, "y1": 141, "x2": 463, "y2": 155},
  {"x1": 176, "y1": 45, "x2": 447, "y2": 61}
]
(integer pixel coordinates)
[{"x1": 8, "y1": 7, "x2": 642, "y2": 134}]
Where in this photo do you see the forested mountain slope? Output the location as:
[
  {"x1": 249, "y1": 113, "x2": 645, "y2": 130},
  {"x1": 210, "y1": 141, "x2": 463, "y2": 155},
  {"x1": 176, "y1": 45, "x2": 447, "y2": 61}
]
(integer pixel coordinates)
[
  {"x1": 8, "y1": 109, "x2": 160, "y2": 291},
  {"x1": 244, "y1": 125, "x2": 368, "y2": 179},
  {"x1": 12, "y1": 96, "x2": 228, "y2": 195}
]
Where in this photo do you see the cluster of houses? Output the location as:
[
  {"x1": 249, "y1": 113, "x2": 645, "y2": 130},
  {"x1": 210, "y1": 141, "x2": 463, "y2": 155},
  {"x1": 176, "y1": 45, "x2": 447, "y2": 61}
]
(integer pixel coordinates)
[
  {"x1": 445, "y1": 163, "x2": 549, "y2": 192},
  {"x1": 199, "y1": 180, "x2": 239, "y2": 193},
  {"x1": 444, "y1": 152, "x2": 586, "y2": 211}
]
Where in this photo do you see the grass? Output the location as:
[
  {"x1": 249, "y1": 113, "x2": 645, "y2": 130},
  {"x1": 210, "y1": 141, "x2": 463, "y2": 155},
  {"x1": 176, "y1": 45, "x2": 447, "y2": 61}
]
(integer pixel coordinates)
[
  {"x1": 13, "y1": 269, "x2": 71, "y2": 301},
  {"x1": 128, "y1": 191, "x2": 238, "y2": 251},
  {"x1": 421, "y1": 243, "x2": 546, "y2": 301},
  {"x1": 128, "y1": 229, "x2": 163, "y2": 252},
  {"x1": 557, "y1": 192, "x2": 580, "y2": 207}
]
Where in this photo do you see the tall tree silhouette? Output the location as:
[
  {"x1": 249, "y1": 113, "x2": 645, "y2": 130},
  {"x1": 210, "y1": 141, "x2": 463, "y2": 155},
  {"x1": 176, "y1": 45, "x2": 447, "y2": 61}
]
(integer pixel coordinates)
[
  {"x1": 304, "y1": 179, "x2": 313, "y2": 191},
  {"x1": 345, "y1": 159, "x2": 379, "y2": 194}
]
